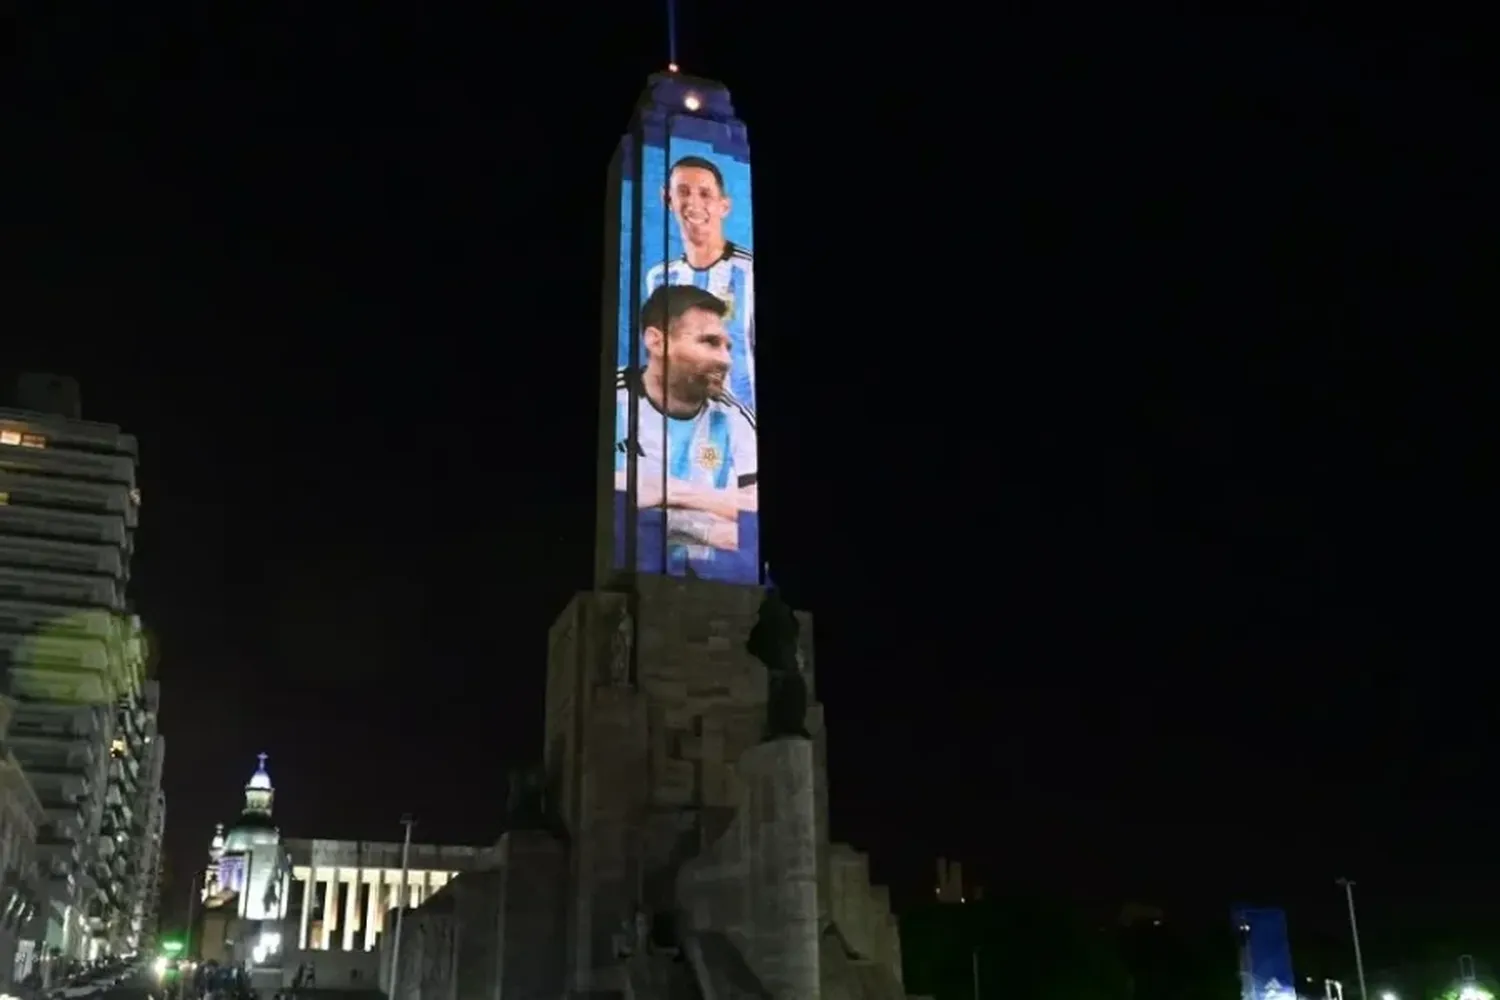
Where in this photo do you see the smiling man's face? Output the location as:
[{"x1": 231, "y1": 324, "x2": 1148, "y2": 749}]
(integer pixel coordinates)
[{"x1": 667, "y1": 165, "x2": 730, "y2": 250}]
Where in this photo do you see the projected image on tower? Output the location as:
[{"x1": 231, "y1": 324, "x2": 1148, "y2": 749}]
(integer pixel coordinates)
[{"x1": 612, "y1": 110, "x2": 759, "y2": 584}]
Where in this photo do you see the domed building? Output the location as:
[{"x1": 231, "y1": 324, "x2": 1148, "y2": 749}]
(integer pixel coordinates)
[
  {"x1": 201, "y1": 755, "x2": 290, "y2": 924},
  {"x1": 194, "y1": 754, "x2": 490, "y2": 987},
  {"x1": 201, "y1": 824, "x2": 226, "y2": 902}
]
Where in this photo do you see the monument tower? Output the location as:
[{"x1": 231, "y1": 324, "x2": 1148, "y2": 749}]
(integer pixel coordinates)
[{"x1": 540, "y1": 68, "x2": 911, "y2": 998}]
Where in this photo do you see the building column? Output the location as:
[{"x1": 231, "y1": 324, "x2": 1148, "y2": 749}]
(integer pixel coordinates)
[
  {"x1": 342, "y1": 866, "x2": 361, "y2": 952},
  {"x1": 298, "y1": 868, "x2": 315, "y2": 950},
  {"x1": 362, "y1": 873, "x2": 380, "y2": 952},
  {"x1": 320, "y1": 867, "x2": 339, "y2": 950}
]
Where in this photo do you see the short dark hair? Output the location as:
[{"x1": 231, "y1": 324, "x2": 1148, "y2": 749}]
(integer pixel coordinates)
[
  {"x1": 640, "y1": 284, "x2": 727, "y2": 336},
  {"x1": 667, "y1": 155, "x2": 726, "y2": 195}
]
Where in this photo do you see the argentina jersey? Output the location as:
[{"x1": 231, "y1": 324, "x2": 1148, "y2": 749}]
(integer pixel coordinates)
[
  {"x1": 645, "y1": 242, "x2": 756, "y2": 411},
  {"x1": 614, "y1": 368, "x2": 758, "y2": 578}
]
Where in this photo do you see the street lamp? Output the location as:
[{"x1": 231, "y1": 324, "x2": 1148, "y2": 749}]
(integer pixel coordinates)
[
  {"x1": 184, "y1": 869, "x2": 206, "y2": 960},
  {"x1": 387, "y1": 816, "x2": 416, "y2": 993},
  {"x1": 1336, "y1": 878, "x2": 1370, "y2": 1000}
]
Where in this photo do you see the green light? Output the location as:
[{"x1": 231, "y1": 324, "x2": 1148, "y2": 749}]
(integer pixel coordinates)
[{"x1": 161, "y1": 939, "x2": 184, "y2": 955}]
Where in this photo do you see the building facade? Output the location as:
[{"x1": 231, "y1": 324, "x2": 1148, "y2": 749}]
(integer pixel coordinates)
[
  {"x1": 197, "y1": 757, "x2": 488, "y2": 983},
  {"x1": 202, "y1": 756, "x2": 290, "y2": 924},
  {"x1": 129, "y1": 684, "x2": 166, "y2": 950},
  {"x1": 0, "y1": 698, "x2": 46, "y2": 989},
  {"x1": 0, "y1": 374, "x2": 161, "y2": 967},
  {"x1": 281, "y1": 838, "x2": 486, "y2": 955}
]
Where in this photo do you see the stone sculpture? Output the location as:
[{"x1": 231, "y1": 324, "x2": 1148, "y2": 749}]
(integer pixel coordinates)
[
  {"x1": 745, "y1": 587, "x2": 811, "y2": 739},
  {"x1": 505, "y1": 764, "x2": 553, "y2": 831},
  {"x1": 609, "y1": 604, "x2": 633, "y2": 686}
]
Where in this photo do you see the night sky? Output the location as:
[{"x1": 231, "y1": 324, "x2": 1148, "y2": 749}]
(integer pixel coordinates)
[{"x1": 9, "y1": 7, "x2": 1482, "y2": 953}]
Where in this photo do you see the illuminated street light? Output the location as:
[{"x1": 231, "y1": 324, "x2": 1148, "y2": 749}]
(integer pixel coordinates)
[{"x1": 1380, "y1": 992, "x2": 1397, "y2": 1000}]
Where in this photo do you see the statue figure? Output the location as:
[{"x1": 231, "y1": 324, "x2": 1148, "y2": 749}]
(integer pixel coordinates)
[
  {"x1": 612, "y1": 908, "x2": 651, "y2": 959},
  {"x1": 744, "y1": 587, "x2": 811, "y2": 739},
  {"x1": 634, "y1": 908, "x2": 651, "y2": 955},
  {"x1": 612, "y1": 918, "x2": 634, "y2": 959},
  {"x1": 608, "y1": 605, "x2": 633, "y2": 686},
  {"x1": 505, "y1": 764, "x2": 552, "y2": 831}
]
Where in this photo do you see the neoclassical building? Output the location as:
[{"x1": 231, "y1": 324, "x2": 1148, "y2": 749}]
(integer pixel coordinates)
[
  {"x1": 202, "y1": 755, "x2": 289, "y2": 923},
  {"x1": 281, "y1": 838, "x2": 488, "y2": 954},
  {"x1": 198, "y1": 756, "x2": 489, "y2": 973}
]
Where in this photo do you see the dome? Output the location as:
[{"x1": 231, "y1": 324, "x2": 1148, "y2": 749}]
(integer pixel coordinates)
[
  {"x1": 239, "y1": 752, "x2": 277, "y2": 821},
  {"x1": 247, "y1": 752, "x2": 273, "y2": 790},
  {"x1": 223, "y1": 814, "x2": 279, "y2": 852}
]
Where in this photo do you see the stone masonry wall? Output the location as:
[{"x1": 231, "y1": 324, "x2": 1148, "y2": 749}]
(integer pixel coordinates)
[
  {"x1": 452, "y1": 871, "x2": 501, "y2": 1000},
  {"x1": 547, "y1": 575, "x2": 903, "y2": 995},
  {"x1": 494, "y1": 830, "x2": 567, "y2": 999},
  {"x1": 827, "y1": 844, "x2": 904, "y2": 984},
  {"x1": 678, "y1": 738, "x2": 821, "y2": 1000},
  {"x1": 378, "y1": 891, "x2": 457, "y2": 1000}
]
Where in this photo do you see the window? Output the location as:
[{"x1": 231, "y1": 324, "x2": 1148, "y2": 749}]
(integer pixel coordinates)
[
  {"x1": 0, "y1": 430, "x2": 19, "y2": 446},
  {"x1": 20, "y1": 434, "x2": 46, "y2": 449},
  {"x1": 0, "y1": 492, "x2": 8, "y2": 506}
]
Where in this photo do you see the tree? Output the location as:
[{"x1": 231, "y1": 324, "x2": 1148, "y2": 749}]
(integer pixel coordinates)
[{"x1": 902, "y1": 894, "x2": 1131, "y2": 1000}]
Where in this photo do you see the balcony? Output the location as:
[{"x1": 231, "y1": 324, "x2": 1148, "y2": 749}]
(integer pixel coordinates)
[
  {"x1": 10, "y1": 722, "x2": 100, "y2": 762},
  {"x1": 0, "y1": 600, "x2": 119, "y2": 644},
  {"x1": 11, "y1": 630, "x2": 117, "y2": 673},
  {"x1": 0, "y1": 564, "x2": 123, "y2": 611},
  {"x1": 43, "y1": 805, "x2": 84, "y2": 833},
  {"x1": 6, "y1": 664, "x2": 110, "y2": 706},
  {"x1": 0, "y1": 503, "x2": 129, "y2": 548},
  {"x1": 19, "y1": 766, "x2": 90, "y2": 804},
  {"x1": 1, "y1": 632, "x2": 123, "y2": 705},
  {"x1": 109, "y1": 764, "x2": 140, "y2": 800},
  {"x1": 0, "y1": 534, "x2": 125, "y2": 578},
  {"x1": 35, "y1": 787, "x2": 84, "y2": 813},
  {"x1": 0, "y1": 411, "x2": 138, "y2": 460},
  {"x1": 14, "y1": 738, "x2": 97, "y2": 775},
  {"x1": 34, "y1": 840, "x2": 81, "y2": 873},
  {"x1": 0, "y1": 436, "x2": 136, "y2": 489},
  {"x1": 118, "y1": 703, "x2": 141, "y2": 738},
  {"x1": 0, "y1": 470, "x2": 135, "y2": 527}
]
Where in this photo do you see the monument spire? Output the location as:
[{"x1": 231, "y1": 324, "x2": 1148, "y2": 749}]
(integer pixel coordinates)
[
  {"x1": 666, "y1": 0, "x2": 678, "y2": 71},
  {"x1": 597, "y1": 71, "x2": 760, "y2": 586}
]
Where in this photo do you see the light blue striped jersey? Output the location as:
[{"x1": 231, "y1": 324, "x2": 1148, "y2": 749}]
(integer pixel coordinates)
[
  {"x1": 614, "y1": 368, "x2": 758, "y2": 558},
  {"x1": 645, "y1": 242, "x2": 756, "y2": 411}
]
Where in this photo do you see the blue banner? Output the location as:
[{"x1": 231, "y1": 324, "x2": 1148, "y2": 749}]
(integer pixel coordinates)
[{"x1": 1232, "y1": 906, "x2": 1298, "y2": 1000}]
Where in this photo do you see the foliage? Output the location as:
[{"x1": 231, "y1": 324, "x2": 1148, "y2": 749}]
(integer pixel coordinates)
[{"x1": 902, "y1": 894, "x2": 1131, "y2": 1000}]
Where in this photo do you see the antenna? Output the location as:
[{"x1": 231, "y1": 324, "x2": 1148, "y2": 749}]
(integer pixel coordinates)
[{"x1": 666, "y1": 0, "x2": 679, "y2": 70}]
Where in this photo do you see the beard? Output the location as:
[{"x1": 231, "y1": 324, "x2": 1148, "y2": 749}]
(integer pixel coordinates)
[{"x1": 672, "y1": 368, "x2": 728, "y2": 403}]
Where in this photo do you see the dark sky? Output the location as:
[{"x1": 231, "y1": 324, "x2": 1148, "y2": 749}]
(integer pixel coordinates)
[{"x1": 7, "y1": 6, "x2": 1483, "y2": 954}]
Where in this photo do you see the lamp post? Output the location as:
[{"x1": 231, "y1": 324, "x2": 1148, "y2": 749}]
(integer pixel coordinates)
[
  {"x1": 1336, "y1": 878, "x2": 1369, "y2": 1000},
  {"x1": 386, "y1": 816, "x2": 415, "y2": 994},
  {"x1": 184, "y1": 869, "x2": 205, "y2": 960}
]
